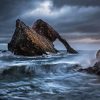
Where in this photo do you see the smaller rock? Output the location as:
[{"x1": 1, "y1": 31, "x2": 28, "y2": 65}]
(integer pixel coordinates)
[
  {"x1": 79, "y1": 50, "x2": 100, "y2": 75},
  {"x1": 79, "y1": 61, "x2": 100, "y2": 75}
]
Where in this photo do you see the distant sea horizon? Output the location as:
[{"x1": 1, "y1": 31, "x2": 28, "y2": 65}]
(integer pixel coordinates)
[{"x1": 0, "y1": 34, "x2": 100, "y2": 51}]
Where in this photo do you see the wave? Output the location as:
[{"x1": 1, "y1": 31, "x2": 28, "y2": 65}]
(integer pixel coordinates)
[{"x1": 0, "y1": 50, "x2": 96, "y2": 79}]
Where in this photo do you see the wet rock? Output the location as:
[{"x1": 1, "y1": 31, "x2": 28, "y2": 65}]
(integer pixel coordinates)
[
  {"x1": 79, "y1": 50, "x2": 100, "y2": 75},
  {"x1": 33, "y1": 19, "x2": 78, "y2": 54},
  {"x1": 8, "y1": 19, "x2": 78, "y2": 56},
  {"x1": 78, "y1": 50, "x2": 100, "y2": 75},
  {"x1": 33, "y1": 19, "x2": 58, "y2": 42},
  {"x1": 79, "y1": 61, "x2": 100, "y2": 75},
  {"x1": 0, "y1": 65, "x2": 35, "y2": 79},
  {"x1": 8, "y1": 19, "x2": 57, "y2": 56}
]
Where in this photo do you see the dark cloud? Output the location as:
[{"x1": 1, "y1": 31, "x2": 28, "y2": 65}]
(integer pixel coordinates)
[
  {"x1": 52, "y1": 0, "x2": 100, "y2": 7},
  {"x1": 1, "y1": 0, "x2": 29, "y2": 21},
  {"x1": 55, "y1": 15, "x2": 100, "y2": 34},
  {"x1": 51, "y1": 6, "x2": 100, "y2": 34},
  {"x1": 0, "y1": 0, "x2": 100, "y2": 37},
  {"x1": 0, "y1": 0, "x2": 41, "y2": 35}
]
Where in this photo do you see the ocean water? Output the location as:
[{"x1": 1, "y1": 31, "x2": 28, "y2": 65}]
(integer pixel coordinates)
[{"x1": 0, "y1": 38, "x2": 100, "y2": 100}]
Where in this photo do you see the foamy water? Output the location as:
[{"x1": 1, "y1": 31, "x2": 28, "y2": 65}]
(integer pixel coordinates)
[{"x1": 0, "y1": 42, "x2": 100, "y2": 100}]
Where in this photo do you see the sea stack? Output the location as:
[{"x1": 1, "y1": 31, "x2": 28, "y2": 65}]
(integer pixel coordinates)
[
  {"x1": 33, "y1": 19, "x2": 78, "y2": 54},
  {"x1": 8, "y1": 19, "x2": 57, "y2": 56},
  {"x1": 8, "y1": 19, "x2": 78, "y2": 56}
]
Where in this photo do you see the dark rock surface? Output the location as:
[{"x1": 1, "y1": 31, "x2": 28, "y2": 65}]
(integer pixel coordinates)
[
  {"x1": 33, "y1": 19, "x2": 78, "y2": 54},
  {"x1": 8, "y1": 19, "x2": 78, "y2": 56},
  {"x1": 8, "y1": 19, "x2": 57, "y2": 56},
  {"x1": 33, "y1": 19, "x2": 58, "y2": 42},
  {"x1": 79, "y1": 61, "x2": 100, "y2": 75},
  {"x1": 79, "y1": 50, "x2": 100, "y2": 75}
]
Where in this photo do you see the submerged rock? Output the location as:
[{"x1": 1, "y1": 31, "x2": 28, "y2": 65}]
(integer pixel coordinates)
[
  {"x1": 33, "y1": 19, "x2": 78, "y2": 54},
  {"x1": 0, "y1": 65, "x2": 35, "y2": 79},
  {"x1": 79, "y1": 61, "x2": 100, "y2": 75},
  {"x1": 8, "y1": 19, "x2": 57, "y2": 56}
]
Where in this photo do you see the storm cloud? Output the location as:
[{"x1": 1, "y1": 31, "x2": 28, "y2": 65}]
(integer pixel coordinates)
[
  {"x1": 0, "y1": 0, "x2": 100, "y2": 36},
  {"x1": 52, "y1": 0, "x2": 100, "y2": 7}
]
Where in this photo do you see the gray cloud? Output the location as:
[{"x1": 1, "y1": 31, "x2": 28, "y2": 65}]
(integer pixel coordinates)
[
  {"x1": 53, "y1": 6, "x2": 100, "y2": 34},
  {"x1": 0, "y1": 0, "x2": 100, "y2": 37},
  {"x1": 0, "y1": 0, "x2": 40, "y2": 35},
  {"x1": 52, "y1": 0, "x2": 100, "y2": 7}
]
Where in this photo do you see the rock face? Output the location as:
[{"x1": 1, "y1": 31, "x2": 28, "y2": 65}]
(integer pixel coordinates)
[
  {"x1": 8, "y1": 19, "x2": 78, "y2": 56},
  {"x1": 33, "y1": 19, "x2": 78, "y2": 54},
  {"x1": 33, "y1": 19, "x2": 58, "y2": 42},
  {"x1": 79, "y1": 61, "x2": 100, "y2": 75},
  {"x1": 79, "y1": 50, "x2": 100, "y2": 75},
  {"x1": 8, "y1": 19, "x2": 57, "y2": 56}
]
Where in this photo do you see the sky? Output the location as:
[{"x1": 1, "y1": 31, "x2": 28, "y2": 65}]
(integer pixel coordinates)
[{"x1": 0, "y1": 0, "x2": 100, "y2": 39}]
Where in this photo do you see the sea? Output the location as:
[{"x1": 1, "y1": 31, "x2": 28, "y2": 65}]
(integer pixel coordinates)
[{"x1": 0, "y1": 37, "x2": 100, "y2": 100}]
